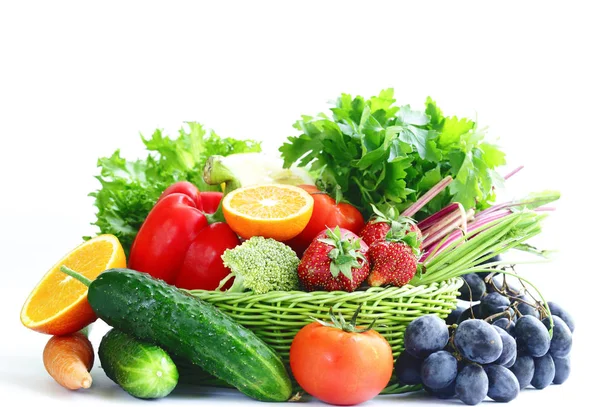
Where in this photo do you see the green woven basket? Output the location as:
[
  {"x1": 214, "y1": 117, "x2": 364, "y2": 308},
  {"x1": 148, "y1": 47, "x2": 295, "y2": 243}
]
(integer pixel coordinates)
[{"x1": 189, "y1": 277, "x2": 462, "y2": 395}]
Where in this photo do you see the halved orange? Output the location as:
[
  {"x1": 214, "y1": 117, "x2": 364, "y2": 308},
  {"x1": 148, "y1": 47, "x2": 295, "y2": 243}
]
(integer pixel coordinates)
[
  {"x1": 222, "y1": 184, "x2": 314, "y2": 241},
  {"x1": 20, "y1": 234, "x2": 126, "y2": 335}
]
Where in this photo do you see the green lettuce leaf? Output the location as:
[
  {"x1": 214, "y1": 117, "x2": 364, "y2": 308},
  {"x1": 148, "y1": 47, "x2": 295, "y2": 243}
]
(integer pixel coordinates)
[{"x1": 87, "y1": 122, "x2": 261, "y2": 255}]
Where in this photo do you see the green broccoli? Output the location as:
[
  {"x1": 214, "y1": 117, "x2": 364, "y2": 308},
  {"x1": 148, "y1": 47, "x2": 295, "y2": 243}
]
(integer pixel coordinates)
[{"x1": 219, "y1": 236, "x2": 301, "y2": 294}]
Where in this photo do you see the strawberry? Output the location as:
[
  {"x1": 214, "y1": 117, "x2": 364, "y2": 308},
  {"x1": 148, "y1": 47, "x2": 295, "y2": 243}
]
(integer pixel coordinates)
[
  {"x1": 360, "y1": 205, "x2": 422, "y2": 247},
  {"x1": 366, "y1": 218, "x2": 422, "y2": 287},
  {"x1": 298, "y1": 227, "x2": 370, "y2": 292},
  {"x1": 367, "y1": 240, "x2": 418, "y2": 287},
  {"x1": 359, "y1": 219, "x2": 392, "y2": 247}
]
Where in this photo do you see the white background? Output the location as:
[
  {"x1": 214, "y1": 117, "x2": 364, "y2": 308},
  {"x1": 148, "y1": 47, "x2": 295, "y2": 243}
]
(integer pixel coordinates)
[{"x1": 1, "y1": 1, "x2": 598, "y2": 405}]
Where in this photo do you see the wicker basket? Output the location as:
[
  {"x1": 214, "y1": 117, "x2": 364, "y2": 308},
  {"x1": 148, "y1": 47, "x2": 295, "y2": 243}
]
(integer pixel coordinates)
[{"x1": 189, "y1": 277, "x2": 462, "y2": 394}]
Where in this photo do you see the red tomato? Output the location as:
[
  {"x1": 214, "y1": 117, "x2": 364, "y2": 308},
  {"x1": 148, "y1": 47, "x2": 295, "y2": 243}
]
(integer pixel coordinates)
[
  {"x1": 290, "y1": 321, "x2": 393, "y2": 406},
  {"x1": 286, "y1": 185, "x2": 365, "y2": 256}
]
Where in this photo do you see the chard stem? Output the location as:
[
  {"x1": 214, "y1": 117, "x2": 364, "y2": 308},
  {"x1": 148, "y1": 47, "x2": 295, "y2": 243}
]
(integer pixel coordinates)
[
  {"x1": 418, "y1": 203, "x2": 460, "y2": 230},
  {"x1": 504, "y1": 165, "x2": 524, "y2": 180},
  {"x1": 402, "y1": 176, "x2": 453, "y2": 218}
]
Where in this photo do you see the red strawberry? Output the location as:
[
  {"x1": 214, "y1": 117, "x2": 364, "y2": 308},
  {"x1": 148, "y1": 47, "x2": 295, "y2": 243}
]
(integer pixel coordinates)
[
  {"x1": 360, "y1": 206, "x2": 422, "y2": 247},
  {"x1": 359, "y1": 219, "x2": 392, "y2": 247},
  {"x1": 298, "y1": 227, "x2": 370, "y2": 292},
  {"x1": 367, "y1": 240, "x2": 419, "y2": 287}
]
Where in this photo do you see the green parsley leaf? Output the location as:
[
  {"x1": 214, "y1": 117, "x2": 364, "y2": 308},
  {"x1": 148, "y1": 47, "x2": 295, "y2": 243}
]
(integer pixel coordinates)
[{"x1": 279, "y1": 89, "x2": 506, "y2": 219}]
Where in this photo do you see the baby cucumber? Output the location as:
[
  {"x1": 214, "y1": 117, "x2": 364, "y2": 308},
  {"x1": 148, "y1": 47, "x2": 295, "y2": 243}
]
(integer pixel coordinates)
[
  {"x1": 62, "y1": 266, "x2": 292, "y2": 402},
  {"x1": 98, "y1": 328, "x2": 178, "y2": 399}
]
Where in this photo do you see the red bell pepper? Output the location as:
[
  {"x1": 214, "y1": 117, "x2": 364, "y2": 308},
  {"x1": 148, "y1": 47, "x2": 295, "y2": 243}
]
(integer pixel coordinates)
[{"x1": 129, "y1": 181, "x2": 240, "y2": 290}]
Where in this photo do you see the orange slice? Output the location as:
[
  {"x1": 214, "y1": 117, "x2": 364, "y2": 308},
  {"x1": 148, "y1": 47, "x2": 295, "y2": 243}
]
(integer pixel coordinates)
[
  {"x1": 20, "y1": 234, "x2": 126, "y2": 335},
  {"x1": 223, "y1": 184, "x2": 314, "y2": 241}
]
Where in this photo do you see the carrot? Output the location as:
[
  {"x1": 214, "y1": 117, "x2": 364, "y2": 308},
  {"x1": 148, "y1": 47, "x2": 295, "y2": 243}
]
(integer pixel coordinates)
[{"x1": 43, "y1": 332, "x2": 94, "y2": 390}]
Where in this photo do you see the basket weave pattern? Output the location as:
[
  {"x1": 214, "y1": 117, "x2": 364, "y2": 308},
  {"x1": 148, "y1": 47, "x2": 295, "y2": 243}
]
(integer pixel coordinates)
[{"x1": 190, "y1": 277, "x2": 462, "y2": 394}]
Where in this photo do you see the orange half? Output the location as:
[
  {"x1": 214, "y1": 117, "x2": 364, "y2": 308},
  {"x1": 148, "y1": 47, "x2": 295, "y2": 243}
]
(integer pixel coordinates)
[
  {"x1": 20, "y1": 234, "x2": 126, "y2": 335},
  {"x1": 222, "y1": 184, "x2": 314, "y2": 241}
]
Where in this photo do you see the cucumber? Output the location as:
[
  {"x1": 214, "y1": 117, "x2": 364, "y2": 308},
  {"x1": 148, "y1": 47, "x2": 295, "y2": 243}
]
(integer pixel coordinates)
[
  {"x1": 98, "y1": 328, "x2": 178, "y2": 399},
  {"x1": 63, "y1": 267, "x2": 292, "y2": 402}
]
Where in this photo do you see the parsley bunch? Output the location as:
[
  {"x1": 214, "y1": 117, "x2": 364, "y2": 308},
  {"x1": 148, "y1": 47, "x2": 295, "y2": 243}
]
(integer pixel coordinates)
[{"x1": 279, "y1": 89, "x2": 506, "y2": 219}]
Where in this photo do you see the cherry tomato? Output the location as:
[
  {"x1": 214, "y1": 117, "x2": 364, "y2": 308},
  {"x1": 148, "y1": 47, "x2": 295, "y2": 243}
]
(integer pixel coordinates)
[
  {"x1": 290, "y1": 321, "x2": 393, "y2": 405},
  {"x1": 286, "y1": 185, "x2": 365, "y2": 256}
]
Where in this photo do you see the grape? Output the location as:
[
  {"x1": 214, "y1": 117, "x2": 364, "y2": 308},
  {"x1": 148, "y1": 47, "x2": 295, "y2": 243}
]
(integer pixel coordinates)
[
  {"x1": 552, "y1": 355, "x2": 571, "y2": 384},
  {"x1": 492, "y1": 326, "x2": 517, "y2": 367},
  {"x1": 421, "y1": 351, "x2": 457, "y2": 390},
  {"x1": 505, "y1": 352, "x2": 517, "y2": 369},
  {"x1": 516, "y1": 301, "x2": 540, "y2": 318},
  {"x1": 454, "y1": 319, "x2": 503, "y2": 364},
  {"x1": 394, "y1": 351, "x2": 422, "y2": 385},
  {"x1": 456, "y1": 364, "x2": 488, "y2": 405},
  {"x1": 481, "y1": 292, "x2": 510, "y2": 316},
  {"x1": 457, "y1": 304, "x2": 483, "y2": 324},
  {"x1": 446, "y1": 306, "x2": 467, "y2": 325},
  {"x1": 404, "y1": 315, "x2": 449, "y2": 358},
  {"x1": 542, "y1": 316, "x2": 572, "y2": 357},
  {"x1": 514, "y1": 315, "x2": 550, "y2": 357},
  {"x1": 548, "y1": 302, "x2": 575, "y2": 333},
  {"x1": 492, "y1": 318, "x2": 515, "y2": 336},
  {"x1": 484, "y1": 365, "x2": 520, "y2": 403},
  {"x1": 459, "y1": 273, "x2": 486, "y2": 301},
  {"x1": 531, "y1": 353, "x2": 555, "y2": 389},
  {"x1": 510, "y1": 355, "x2": 534, "y2": 389},
  {"x1": 424, "y1": 382, "x2": 456, "y2": 399}
]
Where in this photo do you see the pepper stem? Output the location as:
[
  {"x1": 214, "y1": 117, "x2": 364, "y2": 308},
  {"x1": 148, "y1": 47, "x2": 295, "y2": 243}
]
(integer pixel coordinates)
[
  {"x1": 59, "y1": 265, "x2": 92, "y2": 287},
  {"x1": 205, "y1": 201, "x2": 226, "y2": 224}
]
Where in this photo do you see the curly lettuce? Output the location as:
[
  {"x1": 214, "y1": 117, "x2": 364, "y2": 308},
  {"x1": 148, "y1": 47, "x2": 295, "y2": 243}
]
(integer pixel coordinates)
[{"x1": 87, "y1": 122, "x2": 261, "y2": 255}]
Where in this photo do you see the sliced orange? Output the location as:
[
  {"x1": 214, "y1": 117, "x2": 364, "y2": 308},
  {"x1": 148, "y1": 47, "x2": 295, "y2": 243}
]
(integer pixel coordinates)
[
  {"x1": 20, "y1": 234, "x2": 126, "y2": 335},
  {"x1": 223, "y1": 184, "x2": 314, "y2": 241}
]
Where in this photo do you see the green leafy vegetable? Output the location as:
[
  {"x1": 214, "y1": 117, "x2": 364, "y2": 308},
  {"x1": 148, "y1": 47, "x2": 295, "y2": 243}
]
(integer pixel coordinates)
[
  {"x1": 279, "y1": 89, "x2": 506, "y2": 219},
  {"x1": 88, "y1": 122, "x2": 261, "y2": 255}
]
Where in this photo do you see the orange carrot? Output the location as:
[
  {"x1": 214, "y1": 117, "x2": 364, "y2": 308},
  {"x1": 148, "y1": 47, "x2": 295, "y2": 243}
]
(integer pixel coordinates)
[{"x1": 43, "y1": 332, "x2": 94, "y2": 390}]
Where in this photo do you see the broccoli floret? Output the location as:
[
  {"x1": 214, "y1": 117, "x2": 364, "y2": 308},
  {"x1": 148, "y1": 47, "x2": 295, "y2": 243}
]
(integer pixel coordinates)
[{"x1": 220, "y1": 236, "x2": 300, "y2": 294}]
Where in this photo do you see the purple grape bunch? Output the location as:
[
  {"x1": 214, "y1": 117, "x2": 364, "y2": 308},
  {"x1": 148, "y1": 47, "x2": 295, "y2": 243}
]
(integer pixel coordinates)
[{"x1": 395, "y1": 256, "x2": 574, "y2": 405}]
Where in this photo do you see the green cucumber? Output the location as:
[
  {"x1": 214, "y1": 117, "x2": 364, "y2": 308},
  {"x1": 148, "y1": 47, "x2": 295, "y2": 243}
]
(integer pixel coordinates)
[
  {"x1": 98, "y1": 328, "x2": 178, "y2": 399},
  {"x1": 61, "y1": 266, "x2": 292, "y2": 402}
]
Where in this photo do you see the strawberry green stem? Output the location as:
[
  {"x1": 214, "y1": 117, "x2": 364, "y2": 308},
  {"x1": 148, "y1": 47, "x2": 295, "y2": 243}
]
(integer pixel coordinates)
[{"x1": 59, "y1": 266, "x2": 91, "y2": 287}]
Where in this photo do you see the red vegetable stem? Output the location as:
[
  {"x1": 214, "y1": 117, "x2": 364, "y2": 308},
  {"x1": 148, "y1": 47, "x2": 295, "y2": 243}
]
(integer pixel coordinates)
[
  {"x1": 426, "y1": 211, "x2": 509, "y2": 259},
  {"x1": 401, "y1": 176, "x2": 453, "y2": 218},
  {"x1": 535, "y1": 206, "x2": 555, "y2": 212},
  {"x1": 475, "y1": 193, "x2": 558, "y2": 219},
  {"x1": 504, "y1": 165, "x2": 524, "y2": 181},
  {"x1": 417, "y1": 203, "x2": 461, "y2": 231},
  {"x1": 422, "y1": 206, "x2": 469, "y2": 250}
]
